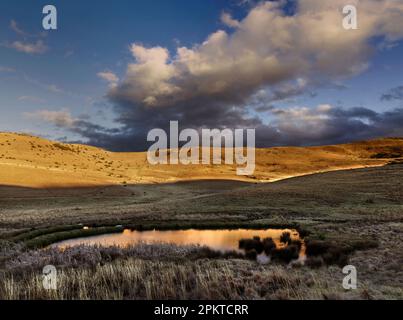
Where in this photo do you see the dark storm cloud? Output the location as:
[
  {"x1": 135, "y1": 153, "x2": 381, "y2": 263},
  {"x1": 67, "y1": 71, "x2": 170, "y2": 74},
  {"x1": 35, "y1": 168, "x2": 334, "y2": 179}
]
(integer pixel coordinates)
[
  {"x1": 39, "y1": 105, "x2": 403, "y2": 151},
  {"x1": 31, "y1": 1, "x2": 403, "y2": 150},
  {"x1": 381, "y1": 86, "x2": 403, "y2": 101},
  {"x1": 255, "y1": 106, "x2": 403, "y2": 147}
]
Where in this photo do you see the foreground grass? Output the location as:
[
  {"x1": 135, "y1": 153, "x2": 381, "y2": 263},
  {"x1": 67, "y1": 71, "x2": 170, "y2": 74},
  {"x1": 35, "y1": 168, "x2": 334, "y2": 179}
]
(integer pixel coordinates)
[
  {"x1": 0, "y1": 256, "x2": 374, "y2": 300},
  {"x1": 1, "y1": 242, "x2": 401, "y2": 300}
]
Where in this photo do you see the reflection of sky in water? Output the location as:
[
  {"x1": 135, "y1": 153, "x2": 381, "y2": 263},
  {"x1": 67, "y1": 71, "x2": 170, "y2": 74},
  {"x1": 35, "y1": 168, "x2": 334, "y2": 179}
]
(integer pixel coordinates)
[{"x1": 54, "y1": 228, "x2": 305, "y2": 258}]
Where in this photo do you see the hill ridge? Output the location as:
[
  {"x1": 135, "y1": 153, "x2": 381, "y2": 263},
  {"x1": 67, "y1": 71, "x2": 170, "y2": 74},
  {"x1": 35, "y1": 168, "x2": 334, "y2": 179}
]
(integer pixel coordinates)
[{"x1": 1, "y1": 132, "x2": 402, "y2": 188}]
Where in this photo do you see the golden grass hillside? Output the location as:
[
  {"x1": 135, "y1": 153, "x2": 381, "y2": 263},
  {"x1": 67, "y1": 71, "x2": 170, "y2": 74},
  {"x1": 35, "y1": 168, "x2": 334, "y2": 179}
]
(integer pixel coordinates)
[{"x1": 0, "y1": 132, "x2": 402, "y2": 188}]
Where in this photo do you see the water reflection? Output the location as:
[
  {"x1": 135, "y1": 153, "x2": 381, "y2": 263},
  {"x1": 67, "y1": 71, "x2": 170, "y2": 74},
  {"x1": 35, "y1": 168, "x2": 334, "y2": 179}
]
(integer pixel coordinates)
[{"x1": 53, "y1": 228, "x2": 305, "y2": 260}]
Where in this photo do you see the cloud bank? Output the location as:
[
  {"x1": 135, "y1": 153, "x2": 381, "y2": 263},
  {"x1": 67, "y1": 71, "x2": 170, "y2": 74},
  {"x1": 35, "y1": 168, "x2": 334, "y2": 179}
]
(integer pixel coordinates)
[{"x1": 36, "y1": 0, "x2": 403, "y2": 150}]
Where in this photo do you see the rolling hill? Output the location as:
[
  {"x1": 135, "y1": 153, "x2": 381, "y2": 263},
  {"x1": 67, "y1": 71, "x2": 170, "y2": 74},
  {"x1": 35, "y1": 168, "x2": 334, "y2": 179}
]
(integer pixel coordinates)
[{"x1": 0, "y1": 132, "x2": 402, "y2": 188}]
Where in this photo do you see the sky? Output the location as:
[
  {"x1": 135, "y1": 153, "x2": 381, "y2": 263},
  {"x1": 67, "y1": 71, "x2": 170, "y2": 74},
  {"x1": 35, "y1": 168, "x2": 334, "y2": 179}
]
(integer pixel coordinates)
[{"x1": 0, "y1": 0, "x2": 403, "y2": 151}]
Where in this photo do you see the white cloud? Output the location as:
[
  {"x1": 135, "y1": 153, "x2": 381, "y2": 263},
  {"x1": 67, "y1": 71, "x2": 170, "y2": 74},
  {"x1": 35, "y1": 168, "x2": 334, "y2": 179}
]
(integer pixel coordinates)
[
  {"x1": 112, "y1": 44, "x2": 180, "y2": 106},
  {"x1": 97, "y1": 71, "x2": 119, "y2": 87},
  {"x1": 10, "y1": 19, "x2": 27, "y2": 37},
  {"x1": 110, "y1": 0, "x2": 403, "y2": 111},
  {"x1": 8, "y1": 40, "x2": 48, "y2": 54},
  {"x1": 24, "y1": 109, "x2": 76, "y2": 128},
  {"x1": 221, "y1": 12, "x2": 241, "y2": 28},
  {"x1": 50, "y1": 0, "x2": 403, "y2": 151},
  {"x1": 5, "y1": 19, "x2": 48, "y2": 54}
]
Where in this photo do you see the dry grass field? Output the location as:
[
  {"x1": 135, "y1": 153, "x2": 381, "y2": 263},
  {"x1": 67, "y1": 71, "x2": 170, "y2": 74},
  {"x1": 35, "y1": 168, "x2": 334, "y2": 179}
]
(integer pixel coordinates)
[
  {"x1": 0, "y1": 133, "x2": 402, "y2": 300},
  {"x1": 1, "y1": 132, "x2": 402, "y2": 187}
]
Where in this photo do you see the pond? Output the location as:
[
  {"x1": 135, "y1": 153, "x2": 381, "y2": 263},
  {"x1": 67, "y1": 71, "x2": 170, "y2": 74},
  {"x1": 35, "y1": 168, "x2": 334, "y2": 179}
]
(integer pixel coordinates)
[{"x1": 52, "y1": 228, "x2": 306, "y2": 263}]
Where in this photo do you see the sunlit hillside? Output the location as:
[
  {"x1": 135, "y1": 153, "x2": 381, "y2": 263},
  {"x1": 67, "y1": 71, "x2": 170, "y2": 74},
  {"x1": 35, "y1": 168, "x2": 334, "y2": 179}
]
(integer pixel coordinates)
[{"x1": 0, "y1": 132, "x2": 402, "y2": 188}]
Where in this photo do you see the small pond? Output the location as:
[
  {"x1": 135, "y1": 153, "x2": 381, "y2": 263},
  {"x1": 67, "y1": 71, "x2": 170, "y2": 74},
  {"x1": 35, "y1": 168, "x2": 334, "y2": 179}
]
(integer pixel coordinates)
[{"x1": 52, "y1": 228, "x2": 306, "y2": 263}]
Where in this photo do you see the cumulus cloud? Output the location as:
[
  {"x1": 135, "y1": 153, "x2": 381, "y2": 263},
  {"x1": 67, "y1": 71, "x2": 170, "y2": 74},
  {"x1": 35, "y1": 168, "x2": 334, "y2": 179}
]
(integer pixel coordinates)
[
  {"x1": 221, "y1": 12, "x2": 241, "y2": 28},
  {"x1": 36, "y1": 0, "x2": 403, "y2": 150},
  {"x1": 116, "y1": 44, "x2": 180, "y2": 107},
  {"x1": 110, "y1": 0, "x2": 403, "y2": 110}
]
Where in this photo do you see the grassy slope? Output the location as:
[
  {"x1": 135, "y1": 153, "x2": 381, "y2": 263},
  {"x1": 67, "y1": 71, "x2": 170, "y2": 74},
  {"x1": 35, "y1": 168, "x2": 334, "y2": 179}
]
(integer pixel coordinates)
[
  {"x1": 1, "y1": 133, "x2": 403, "y2": 299},
  {"x1": 0, "y1": 164, "x2": 402, "y2": 299},
  {"x1": 1, "y1": 132, "x2": 403, "y2": 187}
]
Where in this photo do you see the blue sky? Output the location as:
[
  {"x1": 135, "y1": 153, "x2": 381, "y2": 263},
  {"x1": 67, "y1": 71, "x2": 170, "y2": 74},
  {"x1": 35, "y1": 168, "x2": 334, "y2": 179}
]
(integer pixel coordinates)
[
  {"x1": 0, "y1": 0, "x2": 237, "y2": 136},
  {"x1": 1, "y1": 0, "x2": 403, "y2": 150}
]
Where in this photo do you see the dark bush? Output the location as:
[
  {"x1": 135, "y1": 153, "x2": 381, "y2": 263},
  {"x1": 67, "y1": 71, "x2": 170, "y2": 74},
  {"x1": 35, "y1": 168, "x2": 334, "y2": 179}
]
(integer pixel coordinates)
[
  {"x1": 262, "y1": 237, "x2": 276, "y2": 255},
  {"x1": 221, "y1": 250, "x2": 245, "y2": 259},
  {"x1": 194, "y1": 247, "x2": 246, "y2": 260},
  {"x1": 305, "y1": 256, "x2": 324, "y2": 268},
  {"x1": 305, "y1": 240, "x2": 331, "y2": 256},
  {"x1": 290, "y1": 239, "x2": 303, "y2": 250},
  {"x1": 322, "y1": 247, "x2": 349, "y2": 267},
  {"x1": 271, "y1": 245, "x2": 299, "y2": 263},
  {"x1": 239, "y1": 238, "x2": 264, "y2": 254},
  {"x1": 305, "y1": 240, "x2": 353, "y2": 267},
  {"x1": 280, "y1": 232, "x2": 291, "y2": 245},
  {"x1": 304, "y1": 237, "x2": 378, "y2": 268},
  {"x1": 371, "y1": 152, "x2": 402, "y2": 159},
  {"x1": 348, "y1": 239, "x2": 379, "y2": 252},
  {"x1": 195, "y1": 247, "x2": 223, "y2": 259},
  {"x1": 298, "y1": 229, "x2": 310, "y2": 238},
  {"x1": 245, "y1": 249, "x2": 257, "y2": 260}
]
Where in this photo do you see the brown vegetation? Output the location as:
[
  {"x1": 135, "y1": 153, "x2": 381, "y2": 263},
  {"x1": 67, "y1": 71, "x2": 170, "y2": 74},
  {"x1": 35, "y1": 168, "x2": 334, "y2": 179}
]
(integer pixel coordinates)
[
  {"x1": 0, "y1": 134, "x2": 402, "y2": 300},
  {"x1": 1, "y1": 132, "x2": 402, "y2": 188}
]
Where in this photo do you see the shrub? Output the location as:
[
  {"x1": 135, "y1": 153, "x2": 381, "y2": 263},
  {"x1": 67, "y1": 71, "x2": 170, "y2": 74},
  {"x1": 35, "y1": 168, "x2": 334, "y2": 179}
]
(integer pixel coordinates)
[
  {"x1": 290, "y1": 239, "x2": 303, "y2": 250},
  {"x1": 262, "y1": 238, "x2": 276, "y2": 255},
  {"x1": 348, "y1": 239, "x2": 379, "y2": 252},
  {"x1": 298, "y1": 229, "x2": 310, "y2": 238},
  {"x1": 239, "y1": 238, "x2": 264, "y2": 254},
  {"x1": 271, "y1": 245, "x2": 299, "y2": 264},
  {"x1": 245, "y1": 250, "x2": 257, "y2": 260},
  {"x1": 305, "y1": 240, "x2": 331, "y2": 256},
  {"x1": 190, "y1": 247, "x2": 244, "y2": 260},
  {"x1": 221, "y1": 250, "x2": 245, "y2": 260},
  {"x1": 193, "y1": 247, "x2": 222, "y2": 259},
  {"x1": 322, "y1": 248, "x2": 349, "y2": 267},
  {"x1": 305, "y1": 256, "x2": 324, "y2": 268},
  {"x1": 371, "y1": 152, "x2": 402, "y2": 159},
  {"x1": 280, "y1": 232, "x2": 291, "y2": 245},
  {"x1": 305, "y1": 240, "x2": 357, "y2": 267},
  {"x1": 53, "y1": 143, "x2": 74, "y2": 152}
]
